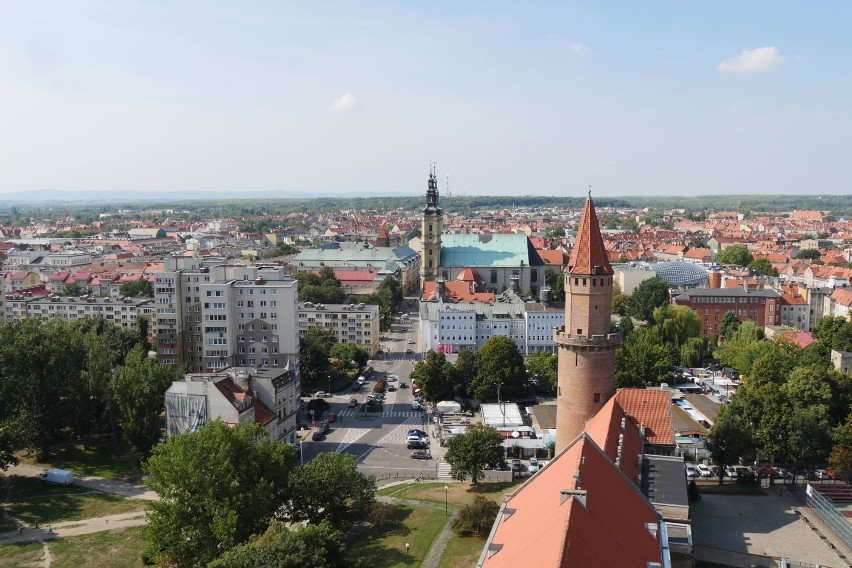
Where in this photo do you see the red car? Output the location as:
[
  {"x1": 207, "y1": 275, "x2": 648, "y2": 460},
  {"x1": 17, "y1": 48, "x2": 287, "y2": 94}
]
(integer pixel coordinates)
[{"x1": 326, "y1": 412, "x2": 338, "y2": 423}]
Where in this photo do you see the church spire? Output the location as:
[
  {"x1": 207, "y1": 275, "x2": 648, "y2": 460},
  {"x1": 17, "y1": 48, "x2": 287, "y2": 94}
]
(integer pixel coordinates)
[
  {"x1": 424, "y1": 162, "x2": 442, "y2": 215},
  {"x1": 569, "y1": 192, "x2": 612, "y2": 275}
]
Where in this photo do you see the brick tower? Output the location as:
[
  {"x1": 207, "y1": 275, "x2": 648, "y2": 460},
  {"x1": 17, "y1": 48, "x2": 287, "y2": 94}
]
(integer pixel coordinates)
[
  {"x1": 420, "y1": 164, "x2": 443, "y2": 288},
  {"x1": 554, "y1": 191, "x2": 621, "y2": 452}
]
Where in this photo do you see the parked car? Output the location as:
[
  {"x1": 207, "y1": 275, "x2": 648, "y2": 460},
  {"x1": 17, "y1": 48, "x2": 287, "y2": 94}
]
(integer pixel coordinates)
[
  {"x1": 312, "y1": 431, "x2": 326, "y2": 441},
  {"x1": 351, "y1": 383, "x2": 361, "y2": 392},
  {"x1": 326, "y1": 412, "x2": 338, "y2": 423},
  {"x1": 410, "y1": 450, "x2": 430, "y2": 460},
  {"x1": 724, "y1": 466, "x2": 738, "y2": 479},
  {"x1": 317, "y1": 421, "x2": 330, "y2": 434},
  {"x1": 407, "y1": 440, "x2": 429, "y2": 450},
  {"x1": 406, "y1": 435, "x2": 428, "y2": 445},
  {"x1": 407, "y1": 338, "x2": 415, "y2": 344},
  {"x1": 814, "y1": 469, "x2": 829, "y2": 480},
  {"x1": 685, "y1": 464, "x2": 700, "y2": 478},
  {"x1": 399, "y1": 382, "x2": 408, "y2": 388},
  {"x1": 511, "y1": 459, "x2": 522, "y2": 472},
  {"x1": 314, "y1": 391, "x2": 331, "y2": 398},
  {"x1": 387, "y1": 375, "x2": 398, "y2": 382},
  {"x1": 387, "y1": 385, "x2": 397, "y2": 392},
  {"x1": 406, "y1": 348, "x2": 414, "y2": 354},
  {"x1": 529, "y1": 457, "x2": 540, "y2": 473},
  {"x1": 348, "y1": 398, "x2": 359, "y2": 408},
  {"x1": 697, "y1": 464, "x2": 714, "y2": 478},
  {"x1": 775, "y1": 468, "x2": 792, "y2": 479}
]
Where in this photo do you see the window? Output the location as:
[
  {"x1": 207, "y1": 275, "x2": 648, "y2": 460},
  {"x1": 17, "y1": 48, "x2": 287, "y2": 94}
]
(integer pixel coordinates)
[
  {"x1": 531, "y1": 269, "x2": 538, "y2": 283},
  {"x1": 593, "y1": 393, "x2": 601, "y2": 403},
  {"x1": 491, "y1": 270, "x2": 498, "y2": 284}
]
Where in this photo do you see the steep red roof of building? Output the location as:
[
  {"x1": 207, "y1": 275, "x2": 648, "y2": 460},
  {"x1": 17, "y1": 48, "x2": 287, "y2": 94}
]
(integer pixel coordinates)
[
  {"x1": 614, "y1": 389, "x2": 675, "y2": 446},
  {"x1": 537, "y1": 249, "x2": 568, "y2": 266},
  {"x1": 832, "y1": 287, "x2": 852, "y2": 308},
  {"x1": 583, "y1": 396, "x2": 646, "y2": 485},
  {"x1": 569, "y1": 198, "x2": 613, "y2": 275},
  {"x1": 480, "y1": 435, "x2": 662, "y2": 568}
]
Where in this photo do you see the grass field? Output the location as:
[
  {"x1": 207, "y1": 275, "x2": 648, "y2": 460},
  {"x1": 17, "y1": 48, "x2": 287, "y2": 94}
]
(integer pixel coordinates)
[
  {"x1": 41, "y1": 440, "x2": 140, "y2": 481},
  {"x1": 48, "y1": 526, "x2": 148, "y2": 568},
  {"x1": 347, "y1": 504, "x2": 448, "y2": 567},
  {"x1": 437, "y1": 531, "x2": 487, "y2": 568},
  {"x1": 4, "y1": 475, "x2": 148, "y2": 525},
  {"x1": 378, "y1": 480, "x2": 518, "y2": 507},
  {"x1": 0, "y1": 541, "x2": 43, "y2": 567}
]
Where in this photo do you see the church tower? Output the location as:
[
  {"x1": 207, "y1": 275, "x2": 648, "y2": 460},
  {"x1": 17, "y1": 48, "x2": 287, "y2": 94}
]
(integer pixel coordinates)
[
  {"x1": 554, "y1": 191, "x2": 621, "y2": 452},
  {"x1": 420, "y1": 165, "x2": 443, "y2": 288}
]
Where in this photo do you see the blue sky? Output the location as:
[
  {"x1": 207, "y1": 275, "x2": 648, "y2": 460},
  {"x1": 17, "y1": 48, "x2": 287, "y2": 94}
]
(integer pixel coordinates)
[{"x1": 0, "y1": 1, "x2": 850, "y2": 197}]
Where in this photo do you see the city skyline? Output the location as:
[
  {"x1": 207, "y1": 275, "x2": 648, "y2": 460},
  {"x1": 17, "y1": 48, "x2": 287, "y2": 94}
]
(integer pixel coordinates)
[{"x1": 1, "y1": 1, "x2": 850, "y2": 197}]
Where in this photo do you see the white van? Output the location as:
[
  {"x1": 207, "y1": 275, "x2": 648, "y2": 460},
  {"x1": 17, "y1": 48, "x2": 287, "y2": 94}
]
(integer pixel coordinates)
[
  {"x1": 39, "y1": 468, "x2": 75, "y2": 486},
  {"x1": 411, "y1": 400, "x2": 422, "y2": 411}
]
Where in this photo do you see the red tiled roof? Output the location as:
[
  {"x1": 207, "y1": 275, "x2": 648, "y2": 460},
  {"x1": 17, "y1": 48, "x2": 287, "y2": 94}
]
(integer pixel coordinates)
[
  {"x1": 614, "y1": 389, "x2": 675, "y2": 446},
  {"x1": 455, "y1": 267, "x2": 482, "y2": 282},
  {"x1": 569, "y1": 198, "x2": 613, "y2": 275},
  {"x1": 537, "y1": 249, "x2": 568, "y2": 266},
  {"x1": 832, "y1": 287, "x2": 852, "y2": 308},
  {"x1": 481, "y1": 435, "x2": 662, "y2": 567},
  {"x1": 583, "y1": 397, "x2": 645, "y2": 484}
]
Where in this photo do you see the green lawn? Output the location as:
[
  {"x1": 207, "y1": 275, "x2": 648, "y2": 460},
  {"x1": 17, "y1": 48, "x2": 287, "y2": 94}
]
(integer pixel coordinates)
[
  {"x1": 48, "y1": 526, "x2": 148, "y2": 568},
  {"x1": 348, "y1": 504, "x2": 448, "y2": 567},
  {"x1": 378, "y1": 480, "x2": 518, "y2": 508},
  {"x1": 0, "y1": 541, "x2": 43, "y2": 566},
  {"x1": 438, "y1": 531, "x2": 488, "y2": 568},
  {"x1": 23, "y1": 439, "x2": 140, "y2": 481},
  {"x1": 4, "y1": 475, "x2": 148, "y2": 525}
]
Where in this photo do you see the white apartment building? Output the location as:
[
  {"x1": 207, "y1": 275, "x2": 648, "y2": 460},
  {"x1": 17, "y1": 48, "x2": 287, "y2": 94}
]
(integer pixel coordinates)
[
  {"x1": 297, "y1": 302, "x2": 380, "y2": 356},
  {"x1": 420, "y1": 298, "x2": 564, "y2": 355},
  {"x1": 154, "y1": 257, "x2": 299, "y2": 373},
  {"x1": 3, "y1": 292, "x2": 155, "y2": 338}
]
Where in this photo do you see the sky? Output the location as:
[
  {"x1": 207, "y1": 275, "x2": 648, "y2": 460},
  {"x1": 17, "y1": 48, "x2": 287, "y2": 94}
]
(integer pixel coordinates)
[{"x1": 0, "y1": 1, "x2": 850, "y2": 198}]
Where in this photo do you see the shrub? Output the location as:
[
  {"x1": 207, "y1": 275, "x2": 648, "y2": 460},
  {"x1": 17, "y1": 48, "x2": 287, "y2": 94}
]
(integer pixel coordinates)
[
  {"x1": 307, "y1": 399, "x2": 330, "y2": 413},
  {"x1": 451, "y1": 495, "x2": 500, "y2": 536}
]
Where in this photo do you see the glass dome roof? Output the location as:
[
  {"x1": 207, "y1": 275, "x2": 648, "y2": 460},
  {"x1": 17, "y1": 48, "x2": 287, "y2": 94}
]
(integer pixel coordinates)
[{"x1": 654, "y1": 261, "x2": 708, "y2": 286}]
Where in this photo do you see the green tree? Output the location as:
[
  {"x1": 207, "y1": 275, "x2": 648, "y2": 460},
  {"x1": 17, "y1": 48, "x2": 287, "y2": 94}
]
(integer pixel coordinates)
[
  {"x1": 143, "y1": 421, "x2": 295, "y2": 568},
  {"x1": 794, "y1": 248, "x2": 822, "y2": 261},
  {"x1": 545, "y1": 225, "x2": 565, "y2": 238},
  {"x1": 829, "y1": 417, "x2": 852, "y2": 483},
  {"x1": 654, "y1": 304, "x2": 701, "y2": 350},
  {"x1": 615, "y1": 328, "x2": 675, "y2": 387},
  {"x1": 544, "y1": 268, "x2": 565, "y2": 302},
  {"x1": 715, "y1": 244, "x2": 753, "y2": 266},
  {"x1": 469, "y1": 337, "x2": 526, "y2": 400},
  {"x1": 410, "y1": 351, "x2": 455, "y2": 402},
  {"x1": 276, "y1": 243, "x2": 300, "y2": 256},
  {"x1": 0, "y1": 426, "x2": 19, "y2": 472},
  {"x1": 120, "y1": 279, "x2": 154, "y2": 297},
  {"x1": 57, "y1": 282, "x2": 90, "y2": 296},
  {"x1": 296, "y1": 269, "x2": 346, "y2": 305},
  {"x1": 717, "y1": 311, "x2": 741, "y2": 341},
  {"x1": 136, "y1": 315, "x2": 150, "y2": 351},
  {"x1": 329, "y1": 343, "x2": 368, "y2": 370},
  {"x1": 747, "y1": 258, "x2": 779, "y2": 277},
  {"x1": 113, "y1": 345, "x2": 178, "y2": 458},
  {"x1": 300, "y1": 327, "x2": 336, "y2": 386},
  {"x1": 705, "y1": 405, "x2": 753, "y2": 486},
  {"x1": 627, "y1": 278, "x2": 670, "y2": 323},
  {"x1": 610, "y1": 281, "x2": 629, "y2": 316},
  {"x1": 680, "y1": 336, "x2": 709, "y2": 368},
  {"x1": 209, "y1": 520, "x2": 347, "y2": 568},
  {"x1": 525, "y1": 350, "x2": 558, "y2": 395},
  {"x1": 452, "y1": 348, "x2": 477, "y2": 399},
  {"x1": 444, "y1": 423, "x2": 505, "y2": 485},
  {"x1": 451, "y1": 495, "x2": 500, "y2": 536},
  {"x1": 280, "y1": 452, "x2": 375, "y2": 530}
]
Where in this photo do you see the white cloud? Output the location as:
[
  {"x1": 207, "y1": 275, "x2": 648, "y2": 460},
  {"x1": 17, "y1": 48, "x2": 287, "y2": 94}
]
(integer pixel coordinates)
[
  {"x1": 718, "y1": 47, "x2": 785, "y2": 74},
  {"x1": 571, "y1": 43, "x2": 590, "y2": 54},
  {"x1": 330, "y1": 93, "x2": 357, "y2": 113}
]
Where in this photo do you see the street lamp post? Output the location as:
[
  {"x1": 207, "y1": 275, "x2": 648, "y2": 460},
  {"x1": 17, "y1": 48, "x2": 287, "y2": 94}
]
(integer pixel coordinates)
[
  {"x1": 405, "y1": 542, "x2": 410, "y2": 564},
  {"x1": 299, "y1": 440, "x2": 304, "y2": 466},
  {"x1": 328, "y1": 375, "x2": 332, "y2": 396},
  {"x1": 444, "y1": 485, "x2": 449, "y2": 516}
]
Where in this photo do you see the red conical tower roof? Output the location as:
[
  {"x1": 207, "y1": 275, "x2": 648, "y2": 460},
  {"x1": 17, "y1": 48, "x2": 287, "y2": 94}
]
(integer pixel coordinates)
[{"x1": 569, "y1": 196, "x2": 613, "y2": 275}]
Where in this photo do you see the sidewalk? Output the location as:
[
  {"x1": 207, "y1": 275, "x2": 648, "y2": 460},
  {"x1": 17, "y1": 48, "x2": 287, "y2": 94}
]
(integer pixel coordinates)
[{"x1": 0, "y1": 511, "x2": 149, "y2": 545}]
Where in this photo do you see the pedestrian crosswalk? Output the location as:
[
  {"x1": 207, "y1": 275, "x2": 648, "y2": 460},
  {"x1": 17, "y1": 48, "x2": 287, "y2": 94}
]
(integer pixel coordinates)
[{"x1": 337, "y1": 410, "x2": 426, "y2": 419}]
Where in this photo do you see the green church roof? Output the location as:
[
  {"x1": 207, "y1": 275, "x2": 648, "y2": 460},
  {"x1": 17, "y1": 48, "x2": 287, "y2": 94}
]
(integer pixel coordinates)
[{"x1": 439, "y1": 234, "x2": 544, "y2": 268}]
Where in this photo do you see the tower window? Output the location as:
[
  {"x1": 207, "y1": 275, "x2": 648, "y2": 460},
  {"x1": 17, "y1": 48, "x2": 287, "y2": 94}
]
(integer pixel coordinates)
[
  {"x1": 428, "y1": 249, "x2": 433, "y2": 256},
  {"x1": 577, "y1": 328, "x2": 582, "y2": 334},
  {"x1": 583, "y1": 278, "x2": 587, "y2": 286},
  {"x1": 429, "y1": 224, "x2": 433, "y2": 232},
  {"x1": 428, "y1": 260, "x2": 433, "y2": 268},
  {"x1": 593, "y1": 278, "x2": 597, "y2": 286},
  {"x1": 594, "y1": 393, "x2": 601, "y2": 403}
]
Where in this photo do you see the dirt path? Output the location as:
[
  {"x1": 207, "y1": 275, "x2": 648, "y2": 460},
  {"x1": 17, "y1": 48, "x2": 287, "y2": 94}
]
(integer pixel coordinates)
[
  {"x1": 421, "y1": 510, "x2": 458, "y2": 568},
  {"x1": 0, "y1": 511, "x2": 149, "y2": 545}
]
